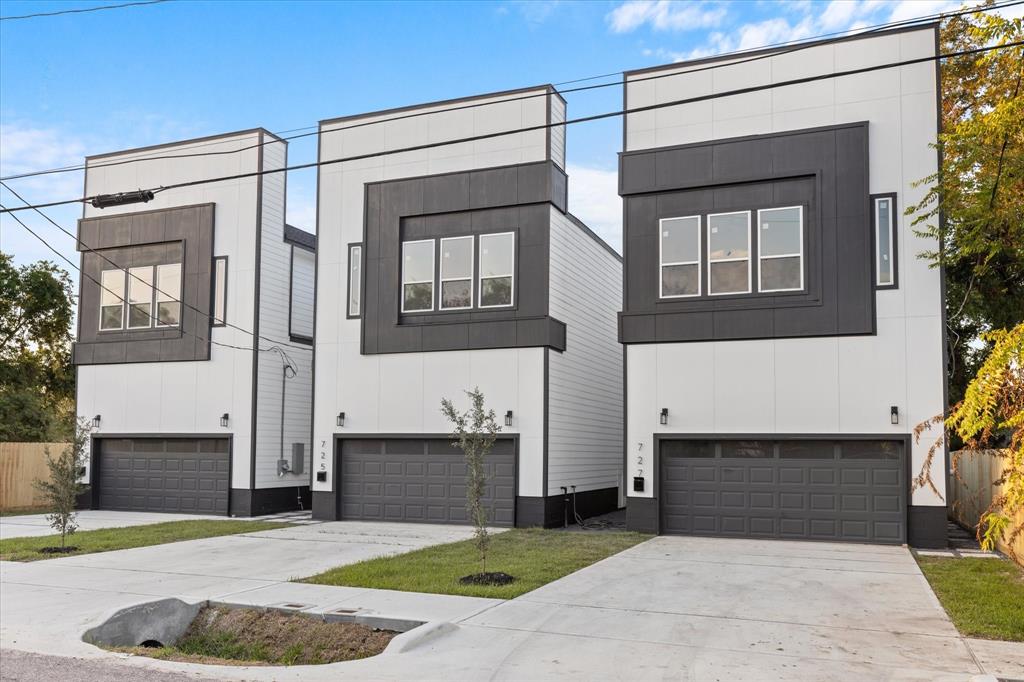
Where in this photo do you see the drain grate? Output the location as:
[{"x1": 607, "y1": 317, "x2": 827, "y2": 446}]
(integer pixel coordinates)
[
  {"x1": 328, "y1": 607, "x2": 360, "y2": 615},
  {"x1": 271, "y1": 602, "x2": 313, "y2": 611}
]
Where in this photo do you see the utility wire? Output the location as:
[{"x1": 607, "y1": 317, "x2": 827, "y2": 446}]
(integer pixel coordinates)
[
  {"x1": 0, "y1": 0, "x2": 172, "y2": 21},
  {"x1": 2, "y1": 0, "x2": 1018, "y2": 183},
  {"x1": 4, "y1": 39, "x2": 1020, "y2": 215},
  {"x1": 0, "y1": 180, "x2": 314, "y2": 353}
]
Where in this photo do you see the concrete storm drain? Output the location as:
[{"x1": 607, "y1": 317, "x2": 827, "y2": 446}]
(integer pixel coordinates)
[{"x1": 83, "y1": 598, "x2": 457, "y2": 665}]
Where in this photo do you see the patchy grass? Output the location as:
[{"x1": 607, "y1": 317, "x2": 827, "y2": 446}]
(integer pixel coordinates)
[
  {"x1": 0, "y1": 507, "x2": 47, "y2": 517},
  {"x1": 0, "y1": 520, "x2": 289, "y2": 562},
  {"x1": 916, "y1": 555, "x2": 1024, "y2": 641},
  {"x1": 117, "y1": 605, "x2": 394, "y2": 666},
  {"x1": 302, "y1": 528, "x2": 651, "y2": 599}
]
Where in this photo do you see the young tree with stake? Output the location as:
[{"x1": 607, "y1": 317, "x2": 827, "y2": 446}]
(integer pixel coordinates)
[{"x1": 33, "y1": 418, "x2": 91, "y2": 550}]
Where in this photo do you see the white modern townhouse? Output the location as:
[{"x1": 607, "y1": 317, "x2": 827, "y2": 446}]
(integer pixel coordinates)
[
  {"x1": 618, "y1": 24, "x2": 948, "y2": 547},
  {"x1": 311, "y1": 86, "x2": 624, "y2": 526},
  {"x1": 74, "y1": 129, "x2": 315, "y2": 517}
]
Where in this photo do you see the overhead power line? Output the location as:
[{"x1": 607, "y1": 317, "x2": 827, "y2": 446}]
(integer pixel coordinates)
[
  {"x1": 0, "y1": 0, "x2": 172, "y2": 21},
  {"x1": 3, "y1": 39, "x2": 1020, "y2": 215},
  {"x1": 1, "y1": 0, "x2": 1018, "y2": 182},
  {"x1": 1, "y1": 180, "x2": 313, "y2": 353}
]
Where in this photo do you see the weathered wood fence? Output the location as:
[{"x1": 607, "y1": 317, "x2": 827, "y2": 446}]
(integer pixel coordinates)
[
  {"x1": 0, "y1": 442, "x2": 69, "y2": 511},
  {"x1": 949, "y1": 449, "x2": 1023, "y2": 564}
]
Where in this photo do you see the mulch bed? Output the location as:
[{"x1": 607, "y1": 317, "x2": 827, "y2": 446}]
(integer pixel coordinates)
[
  {"x1": 458, "y1": 572, "x2": 515, "y2": 586},
  {"x1": 37, "y1": 546, "x2": 78, "y2": 554}
]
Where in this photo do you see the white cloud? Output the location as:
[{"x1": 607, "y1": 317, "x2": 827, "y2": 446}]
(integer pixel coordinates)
[
  {"x1": 567, "y1": 164, "x2": 622, "y2": 253},
  {"x1": 886, "y1": 0, "x2": 959, "y2": 22},
  {"x1": 607, "y1": 0, "x2": 728, "y2": 33}
]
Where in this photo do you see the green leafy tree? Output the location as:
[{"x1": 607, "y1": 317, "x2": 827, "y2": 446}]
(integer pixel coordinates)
[
  {"x1": 33, "y1": 418, "x2": 91, "y2": 549},
  {"x1": 0, "y1": 252, "x2": 75, "y2": 442},
  {"x1": 441, "y1": 388, "x2": 500, "y2": 572}
]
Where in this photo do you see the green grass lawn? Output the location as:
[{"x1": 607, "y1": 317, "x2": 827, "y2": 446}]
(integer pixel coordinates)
[
  {"x1": 916, "y1": 555, "x2": 1024, "y2": 641},
  {"x1": 301, "y1": 528, "x2": 651, "y2": 599},
  {"x1": 0, "y1": 520, "x2": 289, "y2": 562}
]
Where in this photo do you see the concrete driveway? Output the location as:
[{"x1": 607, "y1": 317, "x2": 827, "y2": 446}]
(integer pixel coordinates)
[{"x1": 3, "y1": 530, "x2": 1022, "y2": 681}]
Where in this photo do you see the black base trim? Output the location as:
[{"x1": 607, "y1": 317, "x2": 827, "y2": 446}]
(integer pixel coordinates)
[
  {"x1": 311, "y1": 491, "x2": 336, "y2": 520},
  {"x1": 626, "y1": 497, "x2": 659, "y2": 534},
  {"x1": 230, "y1": 486, "x2": 311, "y2": 517},
  {"x1": 908, "y1": 505, "x2": 947, "y2": 549},
  {"x1": 517, "y1": 487, "x2": 620, "y2": 528}
]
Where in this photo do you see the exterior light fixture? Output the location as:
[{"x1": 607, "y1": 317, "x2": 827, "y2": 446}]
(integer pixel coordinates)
[
  {"x1": 220, "y1": 413, "x2": 229, "y2": 428},
  {"x1": 659, "y1": 408, "x2": 668, "y2": 426},
  {"x1": 91, "y1": 414, "x2": 101, "y2": 428},
  {"x1": 90, "y1": 189, "x2": 155, "y2": 209},
  {"x1": 890, "y1": 406, "x2": 899, "y2": 425},
  {"x1": 336, "y1": 412, "x2": 345, "y2": 428},
  {"x1": 505, "y1": 410, "x2": 513, "y2": 427}
]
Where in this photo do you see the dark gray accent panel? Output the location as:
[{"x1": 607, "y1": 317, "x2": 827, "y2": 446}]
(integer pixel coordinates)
[
  {"x1": 619, "y1": 123, "x2": 874, "y2": 344},
  {"x1": 311, "y1": 490, "x2": 336, "y2": 520},
  {"x1": 361, "y1": 161, "x2": 567, "y2": 355},
  {"x1": 230, "y1": 486, "x2": 311, "y2": 517},
  {"x1": 74, "y1": 203, "x2": 215, "y2": 365},
  {"x1": 95, "y1": 437, "x2": 229, "y2": 515},
  {"x1": 338, "y1": 437, "x2": 516, "y2": 526},
  {"x1": 656, "y1": 438, "x2": 906, "y2": 544},
  {"x1": 908, "y1": 506, "x2": 947, "y2": 549},
  {"x1": 626, "y1": 497, "x2": 659, "y2": 534}
]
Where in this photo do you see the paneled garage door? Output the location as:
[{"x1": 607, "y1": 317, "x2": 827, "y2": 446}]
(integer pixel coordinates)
[
  {"x1": 659, "y1": 439, "x2": 905, "y2": 544},
  {"x1": 96, "y1": 437, "x2": 230, "y2": 515},
  {"x1": 338, "y1": 438, "x2": 516, "y2": 526}
]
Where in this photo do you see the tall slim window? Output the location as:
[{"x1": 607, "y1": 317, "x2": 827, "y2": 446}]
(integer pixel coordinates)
[
  {"x1": 875, "y1": 196, "x2": 896, "y2": 287},
  {"x1": 348, "y1": 245, "x2": 361, "y2": 317},
  {"x1": 758, "y1": 206, "x2": 803, "y2": 292},
  {"x1": 127, "y1": 266, "x2": 154, "y2": 329},
  {"x1": 99, "y1": 269, "x2": 125, "y2": 330},
  {"x1": 479, "y1": 232, "x2": 514, "y2": 307},
  {"x1": 660, "y1": 216, "x2": 701, "y2": 298},
  {"x1": 440, "y1": 236, "x2": 473, "y2": 309},
  {"x1": 402, "y1": 239, "x2": 435, "y2": 312},
  {"x1": 213, "y1": 257, "x2": 227, "y2": 325},
  {"x1": 707, "y1": 211, "x2": 751, "y2": 295},
  {"x1": 155, "y1": 263, "x2": 182, "y2": 327}
]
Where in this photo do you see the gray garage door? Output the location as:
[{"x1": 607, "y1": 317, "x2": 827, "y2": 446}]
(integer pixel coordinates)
[
  {"x1": 339, "y1": 438, "x2": 515, "y2": 526},
  {"x1": 659, "y1": 439, "x2": 905, "y2": 544},
  {"x1": 96, "y1": 437, "x2": 229, "y2": 515}
]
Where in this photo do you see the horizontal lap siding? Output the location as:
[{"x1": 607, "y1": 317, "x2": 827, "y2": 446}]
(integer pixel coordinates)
[{"x1": 547, "y1": 209, "x2": 623, "y2": 495}]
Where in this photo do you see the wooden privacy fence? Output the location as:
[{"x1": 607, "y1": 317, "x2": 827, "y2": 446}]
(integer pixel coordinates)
[
  {"x1": 0, "y1": 442, "x2": 69, "y2": 511},
  {"x1": 949, "y1": 449, "x2": 1024, "y2": 564}
]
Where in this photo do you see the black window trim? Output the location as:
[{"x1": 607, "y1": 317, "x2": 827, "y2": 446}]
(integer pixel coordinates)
[
  {"x1": 212, "y1": 255, "x2": 228, "y2": 328},
  {"x1": 872, "y1": 192, "x2": 899, "y2": 290},
  {"x1": 98, "y1": 261, "x2": 184, "y2": 333}
]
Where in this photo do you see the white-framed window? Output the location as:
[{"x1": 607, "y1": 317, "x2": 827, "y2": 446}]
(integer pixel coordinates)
[
  {"x1": 401, "y1": 239, "x2": 435, "y2": 312},
  {"x1": 155, "y1": 263, "x2": 182, "y2": 327},
  {"x1": 348, "y1": 244, "x2": 362, "y2": 317},
  {"x1": 99, "y1": 269, "x2": 125, "y2": 331},
  {"x1": 757, "y1": 206, "x2": 803, "y2": 292},
  {"x1": 478, "y1": 232, "x2": 514, "y2": 308},
  {"x1": 874, "y1": 196, "x2": 896, "y2": 287},
  {"x1": 127, "y1": 266, "x2": 154, "y2": 329},
  {"x1": 707, "y1": 211, "x2": 751, "y2": 295},
  {"x1": 440, "y1": 235, "x2": 473, "y2": 310},
  {"x1": 213, "y1": 257, "x2": 227, "y2": 326},
  {"x1": 659, "y1": 216, "x2": 701, "y2": 298}
]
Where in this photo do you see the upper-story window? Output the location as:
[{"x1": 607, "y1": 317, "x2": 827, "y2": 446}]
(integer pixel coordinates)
[
  {"x1": 660, "y1": 216, "x2": 701, "y2": 298},
  {"x1": 99, "y1": 263, "x2": 182, "y2": 331},
  {"x1": 402, "y1": 239, "x2": 435, "y2": 312},
  {"x1": 874, "y1": 195, "x2": 897, "y2": 288},
  {"x1": 758, "y1": 206, "x2": 803, "y2": 292},
  {"x1": 708, "y1": 211, "x2": 751, "y2": 295},
  {"x1": 399, "y1": 231, "x2": 515, "y2": 314},
  {"x1": 347, "y1": 244, "x2": 362, "y2": 318}
]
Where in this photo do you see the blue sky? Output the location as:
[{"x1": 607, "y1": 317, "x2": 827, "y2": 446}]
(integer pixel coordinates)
[{"x1": 0, "y1": 0, "x2": 987, "y2": 268}]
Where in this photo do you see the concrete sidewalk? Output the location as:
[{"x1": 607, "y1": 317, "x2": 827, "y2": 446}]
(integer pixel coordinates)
[{"x1": 0, "y1": 510, "x2": 234, "y2": 539}]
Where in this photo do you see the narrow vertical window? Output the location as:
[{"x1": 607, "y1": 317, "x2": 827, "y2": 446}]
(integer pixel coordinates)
[
  {"x1": 440, "y1": 236, "x2": 473, "y2": 309},
  {"x1": 707, "y1": 211, "x2": 751, "y2": 295},
  {"x1": 348, "y1": 244, "x2": 361, "y2": 317},
  {"x1": 155, "y1": 263, "x2": 182, "y2": 327},
  {"x1": 212, "y1": 257, "x2": 227, "y2": 326},
  {"x1": 99, "y1": 269, "x2": 125, "y2": 330},
  {"x1": 874, "y1": 196, "x2": 897, "y2": 287},
  {"x1": 401, "y1": 239, "x2": 435, "y2": 312},
  {"x1": 478, "y1": 232, "x2": 514, "y2": 307},
  {"x1": 758, "y1": 206, "x2": 803, "y2": 292},
  {"x1": 659, "y1": 216, "x2": 701, "y2": 298},
  {"x1": 127, "y1": 266, "x2": 154, "y2": 328}
]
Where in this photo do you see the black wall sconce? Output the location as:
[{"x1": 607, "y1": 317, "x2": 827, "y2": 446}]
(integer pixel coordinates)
[
  {"x1": 505, "y1": 410, "x2": 513, "y2": 427},
  {"x1": 890, "y1": 405, "x2": 899, "y2": 425},
  {"x1": 659, "y1": 408, "x2": 668, "y2": 426},
  {"x1": 220, "y1": 413, "x2": 229, "y2": 428},
  {"x1": 336, "y1": 412, "x2": 346, "y2": 428},
  {"x1": 91, "y1": 414, "x2": 101, "y2": 428}
]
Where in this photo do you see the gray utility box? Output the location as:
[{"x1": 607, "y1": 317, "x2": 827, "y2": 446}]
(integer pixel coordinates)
[{"x1": 277, "y1": 443, "x2": 305, "y2": 476}]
